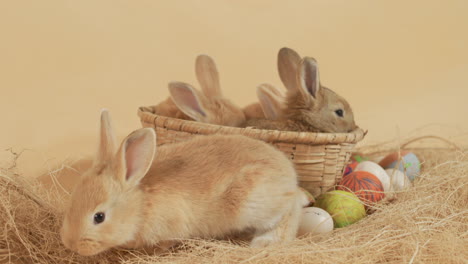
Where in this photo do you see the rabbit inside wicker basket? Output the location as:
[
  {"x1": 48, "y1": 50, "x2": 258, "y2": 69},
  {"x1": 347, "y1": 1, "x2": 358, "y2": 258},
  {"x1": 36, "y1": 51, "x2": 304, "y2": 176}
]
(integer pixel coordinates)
[
  {"x1": 154, "y1": 47, "x2": 357, "y2": 133},
  {"x1": 244, "y1": 47, "x2": 357, "y2": 133},
  {"x1": 153, "y1": 54, "x2": 246, "y2": 127}
]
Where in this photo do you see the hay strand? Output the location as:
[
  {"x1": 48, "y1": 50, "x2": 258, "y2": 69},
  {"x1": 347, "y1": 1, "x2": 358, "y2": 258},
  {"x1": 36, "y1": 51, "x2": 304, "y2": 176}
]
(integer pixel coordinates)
[{"x1": 0, "y1": 145, "x2": 467, "y2": 263}]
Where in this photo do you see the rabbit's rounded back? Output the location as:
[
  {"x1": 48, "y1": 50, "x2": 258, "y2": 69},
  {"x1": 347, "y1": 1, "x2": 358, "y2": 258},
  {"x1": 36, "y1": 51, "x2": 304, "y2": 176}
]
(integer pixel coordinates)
[
  {"x1": 137, "y1": 134, "x2": 301, "y2": 247},
  {"x1": 62, "y1": 110, "x2": 302, "y2": 256},
  {"x1": 168, "y1": 54, "x2": 246, "y2": 127}
]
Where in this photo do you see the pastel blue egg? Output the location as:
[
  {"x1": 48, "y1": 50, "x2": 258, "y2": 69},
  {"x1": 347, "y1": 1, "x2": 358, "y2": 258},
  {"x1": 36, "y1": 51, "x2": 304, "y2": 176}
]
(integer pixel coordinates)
[{"x1": 387, "y1": 152, "x2": 420, "y2": 181}]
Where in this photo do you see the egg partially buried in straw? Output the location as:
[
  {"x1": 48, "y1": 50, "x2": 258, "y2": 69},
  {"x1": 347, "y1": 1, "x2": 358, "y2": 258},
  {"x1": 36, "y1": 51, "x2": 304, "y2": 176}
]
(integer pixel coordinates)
[
  {"x1": 315, "y1": 190, "x2": 366, "y2": 228},
  {"x1": 298, "y1": 207, "x2": 334, "y2": 236},
  {"x1": 379, "y1": 151, "x2": 421, "y2": 181},
  {"x1": 355, "y1": 161, "x2": 390, "y2": 192},
  {"x1": 385, "y1": 168, "x2": 411, "y2": 192}
]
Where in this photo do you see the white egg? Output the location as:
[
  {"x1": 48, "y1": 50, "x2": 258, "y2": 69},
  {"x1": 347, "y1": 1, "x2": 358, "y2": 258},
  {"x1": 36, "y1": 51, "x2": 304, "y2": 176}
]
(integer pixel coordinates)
[
  {"x1": 298, "y1": 207, "x2": 334, "y2": 236},
  {"x1": 355, "y1": 161, "x2": 390, "y2": 192},
  {"x1": 385, "y1": 168, "x2": 411, "y2": 192}
]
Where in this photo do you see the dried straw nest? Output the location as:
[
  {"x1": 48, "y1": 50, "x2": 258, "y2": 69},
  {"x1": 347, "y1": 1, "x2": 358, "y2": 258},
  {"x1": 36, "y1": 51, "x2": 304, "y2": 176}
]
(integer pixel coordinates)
[{"x1": 0, "y1": 138, "x2": 467, "y2": 264}]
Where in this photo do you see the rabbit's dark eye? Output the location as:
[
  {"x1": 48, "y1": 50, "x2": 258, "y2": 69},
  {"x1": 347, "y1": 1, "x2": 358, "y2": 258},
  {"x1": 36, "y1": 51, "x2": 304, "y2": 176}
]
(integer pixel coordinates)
[
  {"x1": 335, "y1": 109, "x2": 344, "y2": 117},
  {"x1": 94, "y1": 212, "x2": 105, "y2": 224}
]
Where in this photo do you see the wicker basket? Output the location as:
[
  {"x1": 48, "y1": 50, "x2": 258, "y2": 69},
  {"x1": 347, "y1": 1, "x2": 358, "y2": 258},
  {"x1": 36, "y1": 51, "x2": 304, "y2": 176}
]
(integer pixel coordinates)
[{"x1": 138, "y1": 106, "x2": 366, "y2": 197}]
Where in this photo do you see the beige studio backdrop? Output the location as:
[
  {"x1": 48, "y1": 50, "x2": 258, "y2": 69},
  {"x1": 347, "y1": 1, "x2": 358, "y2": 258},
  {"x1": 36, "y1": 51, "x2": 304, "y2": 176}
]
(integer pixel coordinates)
[{"x1": 0, "y1": 0, "x2": 467, "y2": 177}]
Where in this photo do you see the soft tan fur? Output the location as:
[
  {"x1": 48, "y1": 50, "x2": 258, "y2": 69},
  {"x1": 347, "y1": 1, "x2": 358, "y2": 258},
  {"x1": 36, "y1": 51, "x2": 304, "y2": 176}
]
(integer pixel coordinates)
[
  {"x1": 61, "y1": 110, "x2": 303, "y2": 256},
  {"x1": 154, "y1": 54, "x2": 246, "y2": 127},
  {"x1": 246, "y1": 47, "x2": 357, "y2": 133},
  {"x1": 153, "y1": 97, "x2": 191, "y2": 120},
  {"x1": 243, "y1": 83, "x2": 285, "y2": 120},
  {"x1": 242, "y1": 102, "x2": 264, "y2": 120}
]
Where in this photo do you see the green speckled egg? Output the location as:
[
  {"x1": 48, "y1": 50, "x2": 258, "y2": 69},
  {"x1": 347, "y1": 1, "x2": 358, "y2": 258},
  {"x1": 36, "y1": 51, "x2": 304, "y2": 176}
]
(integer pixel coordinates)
[{"x1": 315, "y1": 190, "x2": 366, "y2": 228}]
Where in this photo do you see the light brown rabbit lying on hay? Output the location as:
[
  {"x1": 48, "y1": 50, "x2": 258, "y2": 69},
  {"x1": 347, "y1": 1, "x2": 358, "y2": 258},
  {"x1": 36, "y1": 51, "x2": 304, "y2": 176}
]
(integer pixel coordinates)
[
  {"x1": 245, "y1": 47, "x2": 357, "y2": 133},
  {"x1": 60, "y1": 110, "x2": 305, "y2": 256}
]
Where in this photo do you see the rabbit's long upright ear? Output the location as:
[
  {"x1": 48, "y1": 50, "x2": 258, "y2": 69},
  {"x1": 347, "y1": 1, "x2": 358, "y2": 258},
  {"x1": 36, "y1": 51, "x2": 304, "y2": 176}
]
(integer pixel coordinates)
[
  {"x1": 95, "y1": 109, "x2": 117, "y2": 165},
  {"x1": 298, "y1": 57, "x2": 321, "y2": 99},
  {"x1": 116, "y1": 128, "x2": 156, "y2": 187},
  {"x1": 278, "y1": 47, "x2": 301, "y2": 91},
  {"x1": 257, "y1": 83, "x2": 284, "y2": 120},
  {"x1": 263, "y1": 82, "x2": 284, "y2": 98},
  {"x1": 195, "y1": 54, "x2": 222, "y2": 97},
  {"x1": 169, "y1": 81, "x2": 209, "y2": 122}
]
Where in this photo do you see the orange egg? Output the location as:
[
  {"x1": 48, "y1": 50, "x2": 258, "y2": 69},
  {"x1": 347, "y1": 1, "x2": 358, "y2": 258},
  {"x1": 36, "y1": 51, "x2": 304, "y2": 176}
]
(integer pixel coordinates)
[{"x1": 337, "y1": 171, "x2": 385, "y2": 205}]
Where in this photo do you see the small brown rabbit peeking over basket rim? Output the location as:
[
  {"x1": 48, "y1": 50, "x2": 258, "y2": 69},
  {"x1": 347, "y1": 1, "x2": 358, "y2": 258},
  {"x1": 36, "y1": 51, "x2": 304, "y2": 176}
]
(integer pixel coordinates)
[
  {"x1": 152, "y1": 54, "x2": 246, "y2": 127},
  {"x1": 244, "y1": 47, "x2": 357, "y2": 133}
]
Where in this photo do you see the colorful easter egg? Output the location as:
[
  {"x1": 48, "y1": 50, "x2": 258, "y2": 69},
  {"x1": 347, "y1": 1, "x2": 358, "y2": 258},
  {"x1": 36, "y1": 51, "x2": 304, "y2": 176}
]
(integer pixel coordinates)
[
  {"x1": 385, "y1": 168, "x2": 411, "y2": 192},
  {"x1": 315, "y1": 190, "x2": 366, "y2": 228},
  {"x1": 343, "y1": 161, "x2": 359, "y2": 176},
  {"x1": 298, "y1": 207, "x2": 334, "y2": 236},
  {"x1": 379, "y1": 151, "x2": 421, "y2": 181},
  {"x1": 299, "y1": 187, "x2": 315, "y2": 206},
  {"x1": 337, "y1": 171, "x2": 385, "y2": 204},
  {"x1": 355, "y1": 161, "x2": 390, "y2": 192}
]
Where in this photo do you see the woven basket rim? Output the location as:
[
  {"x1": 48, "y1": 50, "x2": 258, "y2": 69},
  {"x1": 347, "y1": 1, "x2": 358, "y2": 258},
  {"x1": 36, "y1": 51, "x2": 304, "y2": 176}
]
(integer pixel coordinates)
[{"x1": 138, "y1": 106, "x2": 366, "y2": 145}]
